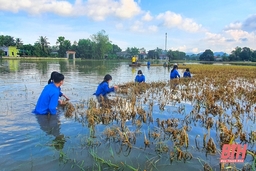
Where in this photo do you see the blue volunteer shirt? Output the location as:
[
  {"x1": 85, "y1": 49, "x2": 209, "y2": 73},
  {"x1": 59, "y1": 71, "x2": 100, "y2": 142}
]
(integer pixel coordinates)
[
  {"x1": 94, "y1": 82, "x2": 115, "y2": 97},
  {"x1": 170, "y1": 70, "x2": 180, "y2": 79},
  {"x1": 50, "y1": 82, "x2": 63, "y2": 97},
  {"x1": 135, "y1": 75, "x2": 145, "y2": 83},
  {"x1": 183, "y1": 71, "x2": 191, "y2": 78},
  {"x1": 34, "y1": 83, "x2": 60, "y2": 115}
]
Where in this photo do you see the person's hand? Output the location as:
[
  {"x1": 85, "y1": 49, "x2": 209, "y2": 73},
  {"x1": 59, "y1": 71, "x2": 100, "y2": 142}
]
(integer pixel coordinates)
[
  {"x1": 113, "y1": 85, "x2": 118, "y2": 89},
  {"x1": 63, "y1": 94, "x2": 70, "y2": 101}
]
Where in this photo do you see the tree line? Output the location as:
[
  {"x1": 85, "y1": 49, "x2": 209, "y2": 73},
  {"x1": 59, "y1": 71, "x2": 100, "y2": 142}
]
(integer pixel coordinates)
[
  {"x1": 0, "y1": 30, "x2": 122, "y2": 59},
  {"x1": 1, "y1": 31, "x2": 256, "y2": 61},
  {"x1": 199, "y1": 47, "x2": 256, "y2": 62}
]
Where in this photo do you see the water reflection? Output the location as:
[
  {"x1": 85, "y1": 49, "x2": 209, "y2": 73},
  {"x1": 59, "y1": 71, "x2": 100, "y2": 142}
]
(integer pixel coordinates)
[
  {"x1": 36, "y1": 115, "x2": 65, "y2": 150},
  {"x1": 8, "y1": 60, "x2": 20, "y2": 72}
]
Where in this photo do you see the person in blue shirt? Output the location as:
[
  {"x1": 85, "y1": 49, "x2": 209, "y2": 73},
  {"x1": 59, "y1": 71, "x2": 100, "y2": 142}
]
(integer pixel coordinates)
[
  {"x1": 135, "y1": 70, "x2": 145, "y2": 83},
  {"x1": 94, "y1": 74, "x2": 118, "y2": 104},
  {"x1": 34, "y1": 73, "x2": 65, "y2": 115},
  {"x1": 170, "y1": 64, "x2": 180, "y2": 80},
  {"x1": 183, "y1": 68, "x2": 191, "y2": 78},
  {"x1": 147, "y1": 61, "x2": 150, "y2": 67},
  {"x1": 48, "y1": 71, "x2": 69, "y2": 102}
]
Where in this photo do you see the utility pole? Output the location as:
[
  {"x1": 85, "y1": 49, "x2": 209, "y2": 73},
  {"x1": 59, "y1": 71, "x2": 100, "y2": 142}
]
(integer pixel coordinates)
[{"x1": 165, "y1": 33, "x2": 167, "y2": 52}]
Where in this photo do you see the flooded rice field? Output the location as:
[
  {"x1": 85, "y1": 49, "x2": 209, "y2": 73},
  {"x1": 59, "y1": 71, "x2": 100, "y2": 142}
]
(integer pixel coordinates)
[{"x1": 0, "y1": 59, "x2": 255, "y2": 171}]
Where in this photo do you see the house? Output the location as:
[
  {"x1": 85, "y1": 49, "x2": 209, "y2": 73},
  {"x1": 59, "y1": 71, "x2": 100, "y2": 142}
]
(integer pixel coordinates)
[
  {"x1": 214, "y1": 56, "x2": 223, "y2": 61},
  {"x1": 116, "y1": 51, "x2": 131, "y2": 58},
  {"x1": 138, "y1": 52, "x2": 147, "y2": 59},
  {"x1": 0, "y1": 46, "x2": 19, "y2": 57}
]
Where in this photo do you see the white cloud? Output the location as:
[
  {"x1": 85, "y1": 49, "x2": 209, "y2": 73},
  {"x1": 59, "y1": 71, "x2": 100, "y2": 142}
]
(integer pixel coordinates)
[
  {"x1": 0, "y1": 0, "x2": 73, "y2": 16},
  {"x1": 130, "y1": 21, "x2": 145, "y2": 33},
  {"x1": 142, "y1": 11, "x2": 153, "y2": 21},
  {"x1": 171, "y1": 45, "x2": 187, "y2": 52},
  {"x1": 148, "y1": 25, "x2": 158, "y2": 32},
  {"x1": 156, "y1": 11, "x2": 202, "y2": 32},
  {"x1": 225, "y1": 22, "x2": 242, "y2": 30},
  {"x1": 225, "y1": 29, "x2": 256, "y2": 42},
  {"x1": 0, "y1": 0, "x2": 142, "y2": 20},
  {"x1": 192, "y1": 48, "x2": 199, "y2": 53},
  {"x1": 204, "y1": 32, "x2": 226, "y2": 43},
  {"x1": 129, "y1": 21, "x2": 158, "y2": 33}
]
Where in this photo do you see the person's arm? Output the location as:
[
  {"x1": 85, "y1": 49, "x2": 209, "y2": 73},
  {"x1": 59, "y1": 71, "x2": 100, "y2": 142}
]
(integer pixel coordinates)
[
  {"x1": 135, "y1": 75, "x2": 138, "y2": 82},
  {"x1": 176, "y1": 70, "x2": 180, "y2": 78},
  {"x1": 49, "y1": 93, "x2": 59, "y2": 114},
  {"x1": 62, "y1": 94, "x2": 70, "y2": 100},
  {"x1": 142, "y1": 75, "x2": 145, "y2": 82},
  {"x1": 103, "y1": 83, "x2": 114, "y2": 93},
  {"x1": 189, "y1": 72, "x2": 191, "y2": 77}
]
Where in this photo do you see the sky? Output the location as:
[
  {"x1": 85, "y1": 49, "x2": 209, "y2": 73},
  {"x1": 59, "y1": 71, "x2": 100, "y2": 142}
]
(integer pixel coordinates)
[{"x1": 0, "y1": 0, "x2": 256, "y2": 54}]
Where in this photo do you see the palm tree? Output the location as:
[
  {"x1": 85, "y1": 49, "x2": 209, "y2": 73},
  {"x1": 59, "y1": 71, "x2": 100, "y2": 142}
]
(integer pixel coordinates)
[
  {"x1": 15, "y1": 38, "x2": 23, "y2": 48},
  {"x1": 37, "y1": 36, "x2": 50, "y2": 56}
]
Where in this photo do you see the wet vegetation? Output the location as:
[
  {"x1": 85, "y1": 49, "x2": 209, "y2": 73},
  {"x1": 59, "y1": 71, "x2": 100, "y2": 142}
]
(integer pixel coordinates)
[{"x1": 60, "y1": 64, "x2": 256, "y2": 170}]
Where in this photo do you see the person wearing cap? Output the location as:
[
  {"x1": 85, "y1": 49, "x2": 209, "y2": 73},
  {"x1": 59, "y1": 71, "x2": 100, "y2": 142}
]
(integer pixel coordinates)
[
  {"x1": 183, "y1": 68, "x2": 191, "y2": 78},
  {"x1": 135, "y1": 70, "x2": 145, "y2": 83},
  {"x1": 94, "y1": 74, "x2": 118, "y2": 104}
]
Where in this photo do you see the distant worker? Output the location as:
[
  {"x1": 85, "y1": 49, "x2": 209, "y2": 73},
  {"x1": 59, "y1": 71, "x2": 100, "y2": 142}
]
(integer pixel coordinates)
[
  {"x1": 94, "y1": 74, "x2": 118, "y2": 104},
  {"x1": 163, "y1": 62, "x2": 167, "y2": 67},
  {"x1": 135, "y1": 70, "x2": 145, "y2": 83},
  {"x1": 147, "y1": 60, "x2": 150, "y2": 67},
  {"x1": 132, "y1": 56, "x2": 136, "y2": 64},
  {"x1": 183, "y1": 68, "x2": 191, "y2": 78}
]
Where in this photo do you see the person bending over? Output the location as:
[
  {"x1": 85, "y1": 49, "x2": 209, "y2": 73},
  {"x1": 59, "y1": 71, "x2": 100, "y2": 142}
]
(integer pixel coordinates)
[
  {"x1": 94, "y1": 74, "x2": 118, "y2": 104},
  {"x1": 48, "y1": 71, "x2": 69, "y2": 102},
  {"x1": 170, "y1": 65, "x2": 180, "y2": 80},
  {"x1": 183, "y1": 68, "x2": 191, "y2": 78},
  {"x1": 34, "y1": 73, "x2": 65, "y2": 115}
]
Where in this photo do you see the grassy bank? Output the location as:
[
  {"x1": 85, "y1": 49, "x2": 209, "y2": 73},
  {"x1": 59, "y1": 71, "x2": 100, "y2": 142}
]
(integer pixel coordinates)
[{"x1": 1, "y1": 56, "x2": 68, "y2": 60}]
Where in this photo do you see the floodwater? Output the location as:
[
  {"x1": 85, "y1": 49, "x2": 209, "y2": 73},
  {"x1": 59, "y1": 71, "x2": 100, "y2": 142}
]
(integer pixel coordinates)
[
  {"x1": 0, "y1": 59, "x2": 188, "y2": 171},
  {"x1": 0, "y1": 59, "x2": 253, "y2": 171}
]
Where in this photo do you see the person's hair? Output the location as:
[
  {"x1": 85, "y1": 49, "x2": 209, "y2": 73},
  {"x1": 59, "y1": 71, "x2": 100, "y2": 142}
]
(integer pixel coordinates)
[
  {"x1": 186, "y1": 68, "x2": 190, "y2": 72},
  {"x1": 48, "y1": 71, "x2": 59, "y2": 84},
  {"x1": 53, "y1": 73, "x2": 64, "y2": 83},
  {"x1": 137, "y1": 70, "x2": 143, "y2": 75},
  {"x1": 171, "y1": 65, "x2": 178, "y2": 73},
  {"x1": 100, "y1": 74, "x2": 112, "y2": 84}
]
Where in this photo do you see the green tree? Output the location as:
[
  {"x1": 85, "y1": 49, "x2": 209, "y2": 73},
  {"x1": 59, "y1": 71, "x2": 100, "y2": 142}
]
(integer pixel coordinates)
[
  {"x1": 18, "y1": 44, "x2": 35, "y2": 56},
  {"x1": 15, "y1": 38, "x2": 23, "y2": 48},
  {"x1": 229, "y1": 47, "x2": 242, "y2": 61},
  {"x1": 147, "y1": 50, "x2": 156, "y2": 59},
  {"x1": 112, "y1": 44, "x2": 122, "y2": 53},
  {"x1": 91, "y1": 30, "x2": 112, "y2": 59},
  {"x1": 199, "y1": 49, "x2": 214, "y2": 61},
  {"x1": 36, "y1": 36, "x2": 50, "y2": 57},
  {"x1": 251, "y1": 50, "x2": 256, "y2": 62},
  {"x1": 56, "y1": 36, "x2": 71, "y2": 57},
  {"x1": 240, "y1": 47, "x2": 252, "y2": 61},
  {"x1": 0, "y1": 35, "x2": 15, "y2": 46},
  {"x1": 77, "y1": 39, "x2": 93, "y2": 58},
  {"x1": 0, "y1": 49, "x2": 4, "y2": 57}
]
